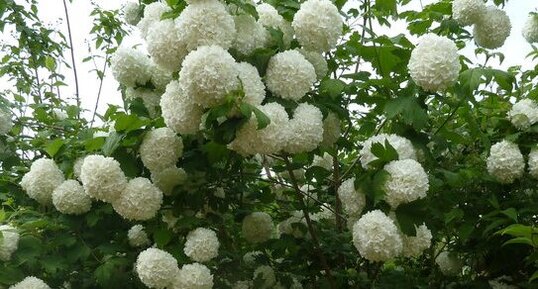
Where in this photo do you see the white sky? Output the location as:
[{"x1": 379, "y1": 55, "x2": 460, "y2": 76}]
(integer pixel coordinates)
[{"x1": 31, "y1": 0, "x2": 538, "y2": 122}]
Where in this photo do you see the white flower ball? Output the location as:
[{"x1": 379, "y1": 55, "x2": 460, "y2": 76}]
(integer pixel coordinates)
[
  {"x1": 20, "y1": 158, "x2": 65, "y2": 205},
  {"x1": 52, "y1": 108, "x2": 67, "y2": 120},
  {"x1": 523, "y1": 14, "x2": 538, "y2": 44},
  {"x1": 140, "y1": 127, "x2": 183, "y2": 172},
  {"x1": 408, "y1": 33, "x2": 461, "y2": 92},
  {"x1": 242, "y1": 212, "x2": 274, "y2": 243},
  {"x1": 283, "y1": 103, "x2": 324, "y2": 154},
  {"x1": 52, "y1": 180, "x2": 92, "y2": 215},
  {"x1": 176, "y1": 0, "x2": 236, "y2": 52},
  {"x1": 233, "y1": 14, "x2": 269, "y2": 55},
  {"x1": 128, "y1": 224, "x2": 151, "y2": 247},
  {"x1": 292, "y1": 0, "x2": 342, "y2": 52},
  {"x1": 136, "y1": 248, "x2": 179, "y2": 289},
  {"x1": 151, "y1": 166, "x2": 187, "y2": 195},
  {"x1": 0, "y1": 109, "x2": 12, "y2": 135},
  {"x1": 360, "y1": 133, "x2": 417, "y2": 169},
  {"x1": 237, "y1": 62, "x2": 265, "y2": 106},
  {"x1": 0, "y1": 225, "x2": 19, "y2": 261},
  {"x1": 123, "y1": 2, "x2": 142, "y2": 26},
  {"x1": 110, "y1": 46, "x2": 151, "y2": 87},
  {"x1": 256, "y1": 3, "x2": 294, "y2": 47},
  {"x1": 229, "y1": 102, "x2": 289, "y2": 155},
  {"x1": 80, "y1": 155, "x2": 127, "y2": 203},
  {"x1": 507, "y1": 99, "x2": 538, "y2": 130},
  {"x1": 179, "y1": 45, "x2": 239, "y2": 108},
  {"x1": 232, "y1": 280, "x2": 252, "y2": 289},
  {"x1": 161, "y1": 80, "x2": 204, "y2": 135},
  {"x1": 473, "y1": 6, "x2": 511, "y2": 49},
  {"x1": 184, "y1": 227, "x2": 220, "y2": 263},
  {"x1": 265, "y1": 50, "x2": 316, "y2": 101},
  {"x1": 252, "y1": 265, "x2": 276, "y2": 289},
  {"x1": 321, "y1": 112, "x2": 340, "y2": 147},
  {"x1": 149, "y1": 63, "x2": 173, "y2": 91},
  {"x1": 147, "y1": 19, "x2": 188, "y2": 72},
  {"x1": 528, "y1": 147, "x2": 538, "y2": 179},
  {"x1": 486, "y1": 140, "x2": 524, "y2": 184},
  {"x1": 352, "y1": 210, "x2": 403, "y2": 262},
  {"x1": 312, "y1": 152, "x2": 333, "y2": 171},
  {"x1": 113, "y1": 177, "x2": 163, "y2": 221},
  {"x1": 277, "y1": 211, "x2": 305, "y2": 238},
  {"x1": 172, "y1": 263, "x2": 214, "y2": 289},
  {"x1": 337, "y1": 178, "x2": 365, "y2": 217},
  {"x1": 137, "y1": 2, "x2": 171, "y2": 39},
  {"x1": 298, "y1": 49, "x2": 328, "y2": 79},
  {"x1": 243, "y1": 251, "x2": 263, "y2": 266},
  {"x1": 401, "y1": 224, "x2": 432, "y2": 257},
  {"x1": 435, "y1": 251, "x2": 462, "y2": 276},
  {"x1": 452, "y1": 0, "x2": 486, "y2": 26},
  {"x1": 383, "y1": 159, "x2": 429, "y2": 208},
  {"x1": 9, "y1": 277, "x2": 50, "y2": 289},
  {"x1": 489, "y1": 279, "x2": 518, "y2": 289},
  {"x1": 310, "y1": 203, "x2": 334, "y2": 222},
  {"x1": 73, "y1": 157, "x2": 85, "y2": 180},
  {"x1": 125, "y1": 87, "x2": 162, "y2": 118}
]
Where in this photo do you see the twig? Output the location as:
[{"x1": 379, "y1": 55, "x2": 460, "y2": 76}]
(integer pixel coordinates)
[
  {"x1": 90, "y1": 51, "x2": 110, "y2": 127},
  {"x1": 62, "y1": 0, "x2": 80, "y2": 118}
]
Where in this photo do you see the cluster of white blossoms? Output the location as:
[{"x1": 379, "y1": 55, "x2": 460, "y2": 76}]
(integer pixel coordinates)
[
  {"x1": 80, "y1": 155, "x2": 127, "y2": 203},
  {"x1": 123, "y1": 2, "x2": 142, "y2": 26},
  {"x1": 0, "y1": 109, "x2": 13, "y2": 135},
  {"x1": 528, "y1": 147, "x2": 538, "y2": 179},
  {"x1": 52, "y1": 180, "x2": 92, "y2": 215},
  {"x1": 110, "y1": 46, "x2": 152, "y2": 88},
  {"x1": 283, "y1": 103, "x2": 324, "y2": 154},
  {"x1": 161, "y1": 81, "x2": 204, "y2": 135},
  {"x1": 277, "y1": 211, "x2": 306, "y2": 239},
  {"x1": 256, "y1": 3, "x2": 294, "y2": 46},
  {"x1": 20, "y1": 158, "x2": 65, "y2": 205},
  {"x1": 312, "y1": 152, "x2": 333, "y2": 171},
  {"x1": 242, "y1": 212, "x2": 274, "y2": 243},
  {"x1": 184, "y1": 227, "x2": 220, "y2": 263},
  {"x1": 113, "y1": 177, "x2": 163, "y2": 221},
  {"x1": 401, "y1": 224, "x2": 432, "y2": 257},
  {"x1": 8, "y1": 277, "x2": 50, "y2": 289},
  {"x1": 452, "y1": 0, "x2": 485, "y2": 26},
  {"x1": 523, "y1": 13, "x2": 538, "y2": 44},
  {"x1": 140, "y1": 127, "x2": 184, "y2": 172},
  {"x1": 352, "y1": 210, "x2": 403, "y2": 262},
  {"x1": 0, "y1": 225, "x2": 19, "y2": 261},
  {"x1": 435, "y1": 251, "x2": 463, "y2": 276},
  {"x1": 507, "y1": 99, "x2": 538, "y2": 130},
  {"x1": 172, "y1": 263, "x2": 214, "y2": 289},
  {"x1": 488, "y1": 278, "x2": 518, "y2": 289},
  {"x1": 253, "y1": 265, "x2": 276, "y2": 289},
  {"x1": 486, "y1": 140, "x2": 525, "y2": 184},
  {"x1": 128, "y1": 225, "x2": 151, "y2": 248},
  {"x1": 136, "y1": 248, "x2": 180, "y2": 289},
  {"x1": 408, "y1": 33, "x2": 461, "y2": 92},
  {"x1": 265, "y1": 50, "x2": 316, "y2": 101},
  {"x1": 473, "y1": 6, "x2": 511, "y2": 49},
  {"x1": 137, "y1": 2, "x2": 171, "y2": 39},
  {"x1": 360, "y1": 133, "x2": 417, "y2": 168},
  {"x1": 383, "y1": 159, "x2": 429, "y2": 208},
  {"x1": 151, "y1": 166, "x2": 187, "y2": 195},
  {"x1": 321, "y1": 112, "x2": 341, "y2": 147},
  {"x1": 337, "y1": 178, "x2": 365, "y2": 217}
]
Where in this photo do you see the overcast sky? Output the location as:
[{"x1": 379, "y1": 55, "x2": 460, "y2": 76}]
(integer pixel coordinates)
[{"x1": 33, "y1": 0, "x2": 537, "y2": 122}]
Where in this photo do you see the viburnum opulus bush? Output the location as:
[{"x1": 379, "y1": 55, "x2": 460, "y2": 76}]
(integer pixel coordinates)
[{"x1": 1, "y1": 0, "x2": 538, "y2": 288}]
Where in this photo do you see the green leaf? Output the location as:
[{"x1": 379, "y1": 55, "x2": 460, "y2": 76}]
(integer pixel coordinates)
[
  {"x1": 154, "y1": 228, "x2": 173, "y2": 247},
  {"x1": 101, "y1": 132, "x2": 123, "y2": 156},
  {"x1": 44, "y1": 139, "x2": 64, "y2": 157},
  {"x1": 500, "y1": 208, "x2": 518, "y2": 222},
  {"x1": 45, "y1": 56, "x2": 56, "y2": 71},
  {"x1": 374, "y1": 0, "x2": 397, "y2": 15},
  {"x1": 503, "y1": 237, "x2": 535, "y2": 247},
  {"x1": 114, "y1": 114, "x2": 149, "y2": 132},
  {"x1": 395, "y1": 199, "x2": 428, "y2": 236},
  {"x1": 384, "y1": 95, "x2": 428, "y2": 129},
  {"x1": 530, "y1": 270, "x2": 538, "y2": 283},
  {"x1": 320, "y1": 79, "x2": 347, "y2": 99},
  {"x1": 252, "y1": 106, "x2": 270, "y2": 129}
]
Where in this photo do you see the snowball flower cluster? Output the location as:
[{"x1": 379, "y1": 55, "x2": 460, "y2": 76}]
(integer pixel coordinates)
[
  {"x1": 151, "y1": 166, "x2": 187, "y2": 195},
  {"x1": 232, "y1": 280, "x2": 252, "y2": 289},
  {"x1": 277, "y1": 211, "x2": 305, "y2": 238},
  {"x1": 298, "y1": 49, "x2": 328, "y2": 79},
  {"x1": 507, "y1": 99, "x2": 538, "y2": 130},
  {"x1": 523, "y1": 14, "x2": 538, "y2": 44},
  {"x1": 110, "y1": 46, "x2": 151, "y2": 87},
  {"x1": 113, "y1": 177, "x2": 163, "y2": 221},
  {"x1": 528, "y1": 147, "x2": 538, "y2": 179},
  {"x1": 237, "y1": 62, "x2": 266, "y2": 106},
  {"x1": 408, "y1": 33, "x2": 461, "y2": 92},
  {"x1": 452, "y1": 0, "x2": 485, "y2": 26},
  {"x1": 136, "y1": 248, "x2": 179, "y2": 289},
  {"x1": 383, "y1": 159, "x2": 429, "y2": 208},
  {"x1": 233, "y1": 15, "x2": 268, "y2": 55},
  {"x1": 52, "y1": 180, "x2": 92, "y2": 215},
  {"x1": 9, "y1": 277, "x2": 50, "y2": 289},
  {"x1": 337, "y1": 178, "x2": 365, "y2": 217},
  {"x1": 486, "y1": 140, "x2": 524, "y2": 184},
  {"x1": 312, "y1": 152, "x2": 333, "y2": 171},
  {"x1": 21, "y1": 158, "x2": 65, "y2": 205},
  {"x1": 137, "y1": 2, "x2": 171, "y2": 39},
  {"x1": 140, "y1": 127, "x2": 183, "y2": 172},
  {"x1": 0, "y1": 225, "x2": 19, "y2": 261},
  {"x1": 128, "y1": 225, "x2": 150, "y2": 247},
  {"x1": 256, "y1": 3, "x2": 294, "y2": 47},
  {"x1": 360, "y1": 134, "x2": 417, "y2": 169},
  {"x1": 173, "y1": 263, "x2": 214, "y2": 289},
  {"x1": 125, "y1": 87, "x2": 161, "y2": 117},
  {"x1": 283, "y1": 103, "x2": 324, "y2": 154},
  {"x1": 80, "y1": 155, "x2": 127, "y2": 203},
  {"x1": 401, "y1": 224, "x2": 432, "y2": 257},
  {"x1": 473, "y1": 6, "x2": 511, "y2": 49},
  {"x1": 176, "y1": 0, "x2": 236, "y2": 52},
  {"x1": 184, "y1": 227, "x2": 220, "y2": 263},
  {"x1": 243, "y1": 251, "x2": 263, "y2": 266},
  {"x1": 147, "y1": 19, "x2": 187, "y2": 72},
  {"x1": 161, "y1": 81, "x2": 204, "y2": 135},
  {"x1": 242, "y1": 212, "x2": 274, "y2": 243},
  {"x1": 253, "y1": 265, "x2": 276, "y2": 289},
  {"x1": 292, "y1": 0, "x2": 343, "y2": 52},
  {"x1": 73, "y1": 157, "x2": 85, "y2": 180},
  {"x1": 0, "y1": 109, "x2": 13, "y2": 135},
  {"x1": 123, "y1": 2, "x2": 141, "y2": 26},
  {"x1": 352, "y1": 210, "x2": 403, "y2": 262},
  {"x1": 321, "y1": 112, "x2": 341, "y2": 147},
  {"x1": 179, "y1": 45, "x2": 240, "y2": 108},
  {"x1": 265, "y1": 50, "x2": 316, "y2": 101},
  {"x1": 435, "y1": 251, "x2": 463, "y2": 276}
]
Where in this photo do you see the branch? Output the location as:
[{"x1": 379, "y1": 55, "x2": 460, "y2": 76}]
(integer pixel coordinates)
[
  {"x1": 62, "y1": 0, "x2": 80, "y2": 118},
  {"x1": 90, "y1": 51, "x2": 110, "y2": 127}
]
